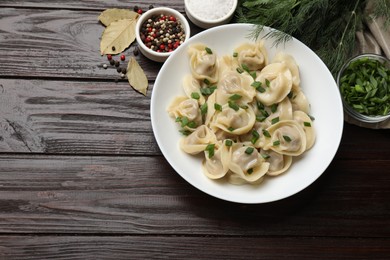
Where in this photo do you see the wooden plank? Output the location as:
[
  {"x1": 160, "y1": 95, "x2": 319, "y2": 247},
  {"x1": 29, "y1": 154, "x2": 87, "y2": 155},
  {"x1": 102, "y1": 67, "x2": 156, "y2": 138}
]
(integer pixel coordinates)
[
  {"x1": 0, "y1": 0, "x2": 186, "y2": 12},
  {"x1": 0, "y1": 79, "x2": 159, "y2": 155},
  {"x1": 0, "y1": 155, "x2": 389, "y2": 237},
  {"x1": 0, "y1": 7, "x2": 201, "y2": 80},
  {"x1": 1, "y1": 78, "x2": 390, "y2": 157},
  {"x1": 0, "y1": 235, "x2": 389, "y2": 259}
]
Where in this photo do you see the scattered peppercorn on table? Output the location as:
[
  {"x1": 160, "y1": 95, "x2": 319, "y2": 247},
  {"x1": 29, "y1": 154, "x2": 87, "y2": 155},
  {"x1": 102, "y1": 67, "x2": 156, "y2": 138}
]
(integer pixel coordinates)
[{"x1": 0, "y1": 1, "x2": 389, "y2": 259}]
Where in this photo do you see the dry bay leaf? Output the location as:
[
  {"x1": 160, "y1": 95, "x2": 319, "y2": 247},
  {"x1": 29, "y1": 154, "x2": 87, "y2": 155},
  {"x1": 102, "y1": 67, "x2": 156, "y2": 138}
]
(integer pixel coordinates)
[
  {"x1": 127, "y1": 57, "x2": 148, "y2": 95},
  {"x1": 100, "y1": 18, "x2": 136, "y2": 55},
  {"x1": 99, "y1": 8, "x2": 139, "y2": 27}
]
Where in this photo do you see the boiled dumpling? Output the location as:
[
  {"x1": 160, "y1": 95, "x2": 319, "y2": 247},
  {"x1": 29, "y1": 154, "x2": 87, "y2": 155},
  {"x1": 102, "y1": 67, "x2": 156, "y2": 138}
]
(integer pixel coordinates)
[
  {"x1": 293, "y1": 111, "x2": 316, "y2": 150},
  {"x1": 211, "y1": 104, "x2": 256, "y2": 135},
  {"x1": 202, "y1": 141, "x2": 230, "y2": 179},
  {"x1": 228, "y1": 143, "x2": 270, "y2": 183},
  {"x1": 272, "y1": 52, "x2": 300, "y2": 91},
  {"x1": 234, "y1": 41, "x2": 268, "y2": 71},
  {"x1": 182, "y1": 74, "x2": 206, "y2": 105},
  {"x1": 167, "y1": 96, "x2": 202, "y2": 130},
  {"x1": 255, "y1": 63, "x2": 293, "y2": 106},
  {"x1": 216, "y1": 70, "x2": 255, "y2": 105},
  {"x1": 263, "y1": 120, "x2": 307, "y2": 156},
  {"x1": 260, "y1": 149, "x2": 292, "y2": 176},
  {"x1": 188, "y1": 43, "x2": 218, "y2": 83},
  {"x1": 180, "y1": 125, "x2": 217, "y2": 155}
]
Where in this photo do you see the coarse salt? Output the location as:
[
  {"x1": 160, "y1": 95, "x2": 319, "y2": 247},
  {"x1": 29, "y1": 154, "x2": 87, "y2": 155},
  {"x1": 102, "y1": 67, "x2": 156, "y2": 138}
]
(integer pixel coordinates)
[{"x1": 187, "y1": 0, "x2": 234, "y2": 21}]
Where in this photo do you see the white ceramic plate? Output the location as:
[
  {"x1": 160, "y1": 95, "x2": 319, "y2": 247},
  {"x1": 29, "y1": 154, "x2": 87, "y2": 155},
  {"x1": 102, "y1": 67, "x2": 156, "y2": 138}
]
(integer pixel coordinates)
[{"x1": 151, "y1": 24, "x2": 343, "y2": 204}]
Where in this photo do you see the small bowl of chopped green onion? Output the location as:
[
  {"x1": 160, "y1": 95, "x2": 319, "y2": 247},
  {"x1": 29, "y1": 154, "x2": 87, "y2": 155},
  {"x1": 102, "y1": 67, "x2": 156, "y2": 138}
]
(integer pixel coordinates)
[{"x1": 337, "y1": 53, "x2": 390, "y2": 123}]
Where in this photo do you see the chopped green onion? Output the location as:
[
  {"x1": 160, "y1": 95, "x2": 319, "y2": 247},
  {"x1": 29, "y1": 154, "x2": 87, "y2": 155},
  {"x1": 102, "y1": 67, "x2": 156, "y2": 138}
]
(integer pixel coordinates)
[
  {"x1": 236, "y1": 67, "x2": 244, "y2": 74},
  {"x1": 200, "y1": 103, "x2": 208, "y2": 115},
  {"x1": 200, "y1": 86, "x2": 217, "y2": 96},
  {"x1": 271, "y1": 117, "x2": 280, "y2": 124},
  {"x1": 241, "y1": 64, "x2": 250, "y2": 73},
  {"x1": 205, "y1": 144, "x2": 215, "y2": 158},
  {"x1": 205, "y1": 47, "x2": 213, "y2": 54},
  {"x1": 251, "y1": 81, "x2": 262, "y2": 89},
  {"x1": 179, "y1": 129, "x2": 191, "y2": 136},
  {"x1": 283, "y1": 135, "x2": 292, "y2": 142},
  {"x1": 261, "y1": 153, "x2": 271, "y2": 159},
  {"x1": 256, "y1": 115, "x2": 267, "y2": 122},
  {"x1": 225, "y1": 139, "x2": 233, "y2": 146},
  {"x1": 233, "y1": 52, "x2": 238, "y2": 57},
  {"x1": 271, "y1": 104, "x2": 278, "y2": 113},
  {"x1": 247, "y1": 168, "x2": 253, "y2": 174},
  {"x1": 214, "y1": 103, "x2": 222, "y2": 111},
  {"x1": 251, "y1": 130, "x2": 260, "y2": 144},
  {"x1": 265, "y1": 79, "x2": 270, "y2": 87},
  {"x1": 304, "y1": 121, "x2": 312, "y2": 127},
  {"x1": 245, "y1": 147, "x2": 254, "y2": 155},
  {"x1": 273, "y1": 140, "x2": 280, "y2": 146},
  {"x1": 228, "y1": 127, "x2": 235, "y2": 132},
  {"x1": 203, "y1": 78, "x2": 210, "y2": 85},
  {"x1": 180, "y1": 116, "x2": 189, "y2": 127},
  {"x1": 228, "y1": 101, "x2": 240, "y2": 111},
  {"x1": 262, "y1": 129, "x2": 271, "y2": 138},
  {"x1": 229, "y1": 94, "x2": 242, "y2": 100},
  {"x1": 191, "y1": 92, "x2": 200, "y2": 100}
]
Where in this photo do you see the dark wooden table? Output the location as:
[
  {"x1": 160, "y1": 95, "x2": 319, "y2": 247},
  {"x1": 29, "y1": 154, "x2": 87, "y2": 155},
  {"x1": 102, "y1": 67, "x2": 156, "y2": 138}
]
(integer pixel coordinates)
[{"x1": 0, "y1": 1, "x2": 389, "y2": 259}]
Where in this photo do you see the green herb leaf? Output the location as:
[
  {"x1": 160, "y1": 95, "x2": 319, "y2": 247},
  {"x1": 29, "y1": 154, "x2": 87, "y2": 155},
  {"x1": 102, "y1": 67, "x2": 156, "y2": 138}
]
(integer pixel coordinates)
[
  {"x1": 205, "y1": 47, "x2": 213, "y2": 54},
  {"x1": 245, "y1": 147, "x2": 254, "y2": 155},
  {"x1": 205, "y1": 144, "x2": 215, "y2": 158},
  {"x1": 191, "y1": 92, "x2": 200, "y2": 100}
]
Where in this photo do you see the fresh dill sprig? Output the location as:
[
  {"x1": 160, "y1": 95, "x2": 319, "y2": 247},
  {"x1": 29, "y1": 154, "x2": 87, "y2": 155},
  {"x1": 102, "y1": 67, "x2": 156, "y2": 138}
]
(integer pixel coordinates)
[{"x1": 236, "y1": 0, "x2": 390, "y2": 76}]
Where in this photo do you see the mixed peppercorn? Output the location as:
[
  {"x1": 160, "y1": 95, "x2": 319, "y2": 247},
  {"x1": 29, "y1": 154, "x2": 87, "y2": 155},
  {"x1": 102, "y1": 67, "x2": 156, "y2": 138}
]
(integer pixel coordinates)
[{"x1": 139, "y1": 13, "x2": 186, "y2": 53}]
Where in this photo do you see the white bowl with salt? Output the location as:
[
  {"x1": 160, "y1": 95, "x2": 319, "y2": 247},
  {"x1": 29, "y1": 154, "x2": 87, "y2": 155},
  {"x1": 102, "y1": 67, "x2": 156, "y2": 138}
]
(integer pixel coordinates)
[{"x1": 184, "y1": 0, "x2": 238, "y2": 29}]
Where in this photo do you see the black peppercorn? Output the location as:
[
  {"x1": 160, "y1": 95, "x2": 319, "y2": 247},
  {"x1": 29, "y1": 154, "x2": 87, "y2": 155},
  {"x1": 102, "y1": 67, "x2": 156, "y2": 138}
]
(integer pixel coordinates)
[
  {"x1": 133, "y1": 47, "x2": 139, "y2": 56},
  {"x1": 115, "y1": 61, "x2": 120, "y2": 67},
  {"x1": 117, "y1": 67, "x2": 121, "y2": 73},
  {"x1": 109, "y1": 59, "x2": 115, "y2": 66},
  {"x1": 121, "y1": 68, "x2": 127, "y2": 74},
  {"x1": 133, "y1": 6, "x2": 139, "y2": 12},
  {"x1": 112, "y1": 46, "x2": 116, "y2": 51},
  {"x1": 149, "y1": 4, "x2": 154, "y2": 10}
]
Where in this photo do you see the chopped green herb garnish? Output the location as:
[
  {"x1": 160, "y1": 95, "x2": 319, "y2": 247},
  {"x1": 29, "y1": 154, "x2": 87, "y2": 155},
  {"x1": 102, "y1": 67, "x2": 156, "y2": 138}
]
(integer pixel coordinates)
[
  {"x1": 180, "y1": 116, "x2": 189, "y2": 127},
  {"x1": 271, "y1": 104, "x2": 278, "y2": 113},
  {"x1": 229, "y1": 94, "x2": 242, "y2": 100},
  {"x1": 283, "y1": 135, "x2": 292, "y2": 142},
  {"x1": 245, "y1": 147, "x2": 255, "y2": 155},
  {"x1": 271, "y1": 117, "x2": 280, "y2": 124},
  {"x1": 262, "y1": 129, "x2": 271, "y2": 138},
  {"x1": 261, "y1": 153, "x2": 271, "y2": 159},
  {"x1": 241, "y1": 64, "x2": 250, "y2": 73},
  {"x1": 250, "y1": 71, "x2": 257, "y2": 79},
  {"x1": 251, "y1": 130, "x2": 260, "y2": 144},
  {"x1": 339, "y1": 56, "x2": 390, "y2": 116},
  {"x1": 205, "y1": 144, "x2": 215, "y2": 158},
  {"x1": 228, "y1": 101, "x2": 240, "y2": 111},
  {"x1": 200, "y1": 86, "x2": 217, "y2": 96},
  {"x1": 256, "y1": 115, "x2": 267, "y2": 122},
  {"x1": 247, "y1": 168, "x2": 254, "y2": 174},
  {"x1": 179, "y1": 129, "x2": 191, "y2": 136},
  {"x1": 191, "y1": 92, "x2": 200, "y2": 100},
  {"x1": 265, "y1": 79, "x2": 271, "y2": 87},
  {"x1": 273, "y1": 140, "x2": 281, "y2": 146},
  {"x1": 251, "y1": 81, "x2": 262, "y2": 89},
  {"x1": 225, "y1": 139, "x2": 233, "y2": 146},
  {"x1": 233, "y1": 52, "x2": 238, "y2": 57},
  {"x1": 205, "y1": 47, "x2": 213, "y2": 54},
  {"x1": 304, "y1": 121, "x2": 312, "y2": 127},
  {"x1": 203, "y1": 78, "x2": 210, "y2": 85},
  {"x1": 236, "y1": 67, "x2": 244, "y2": 74},
  {"x1": 214, "y1": 103, "x2": 222, "y2": 111},
  {"x1": 228, "y1": 127, "x2": 235, "y2": 132},
  {"x1": 200, "y1": 103, "x2": 208, "y2": 115}
]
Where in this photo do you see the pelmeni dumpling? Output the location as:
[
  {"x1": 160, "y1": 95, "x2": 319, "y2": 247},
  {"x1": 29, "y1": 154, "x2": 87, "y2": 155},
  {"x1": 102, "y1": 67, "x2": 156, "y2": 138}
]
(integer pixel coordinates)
[
  {"x1": 260, "y1": 149, "x2": 292, "y2": 176},
  {"x1": 273, "y1": 52, "x2": 300, "y2": 91},
  {"x1": 182, "y1": 74, "x2": 206, "y2": 105},
  {"x1": 188, "y1": 44, "x2": 218, "y2": 83},
  {"x1": 211, "y1": 104, "x2": 256, "y2": 135},
  {"x1": 202, "y1": 141, "x2": 230, "y2": 179},
  {"x1": 264, "y1": 97, "x2": 293, "y2": 126},
  {"x1": 167, "y1": 96, "x2": 202, "y2": 130},
  {"x1": 293, "y1": 111, "x2": 316, "y2": 150},
  {"x1": 263, "y1": 120, "x2": 307, "y2": 156},
  {"x1": 180, "y1": 125, "x2": 217, "y2": 155},
  {"x1": 234, "y1": 41, "x2": 268, "y2": 71},
  {"x1": 255, "y1": 63, "x2": 293, "y2": 106},
  {"x1": 228, "y1": 143, "x2": 270, "y2": 183},
  {"x1": 290, "y1": 90, "x2": 310, "y2": 114},
  {"x1": 216, "y1": 71, "x2": 255, "y2": 105}
]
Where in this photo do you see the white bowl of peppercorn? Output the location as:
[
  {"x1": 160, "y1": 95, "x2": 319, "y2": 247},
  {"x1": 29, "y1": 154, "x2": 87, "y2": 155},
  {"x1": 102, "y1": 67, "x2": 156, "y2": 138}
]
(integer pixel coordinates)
[{"x1": 135, "y1": 7, "x2": 191, "y2": 62}]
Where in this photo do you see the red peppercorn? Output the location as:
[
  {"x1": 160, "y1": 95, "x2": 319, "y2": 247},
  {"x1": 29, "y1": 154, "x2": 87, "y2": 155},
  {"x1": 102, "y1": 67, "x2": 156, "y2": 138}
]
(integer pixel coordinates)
[
  {"x1": 159, "y1": 44, "x2": 165, "y2": 50},
  {"x1": 107, "y1": 54, "x2": 112, "y2": 60},
  {"x1": 169, "y1": 16, "x2": 176, "y2": 22},
  {"x1": 137, "y1": 9, "x2": 143, "y2": 14},
  {"x1": 120, "y1": 54, "x2": 125, "y2": 61}
]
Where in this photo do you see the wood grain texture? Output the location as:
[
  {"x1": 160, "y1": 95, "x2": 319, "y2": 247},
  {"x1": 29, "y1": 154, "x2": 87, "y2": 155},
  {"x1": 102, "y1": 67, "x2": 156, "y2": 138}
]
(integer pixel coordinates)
[
  {"x1": 0, "y1": 236, "x2": 389, "y2": 260},
  {"x1": 0, "y1": 155, "x2": 389, "y2": 237},
  {"x1": 0, "y1": 0, "x2": 186, "y2": 12}
]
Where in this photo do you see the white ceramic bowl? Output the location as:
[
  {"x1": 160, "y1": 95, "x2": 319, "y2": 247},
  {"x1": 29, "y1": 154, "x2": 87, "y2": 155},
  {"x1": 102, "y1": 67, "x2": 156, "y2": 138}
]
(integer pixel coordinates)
[
  {"x1": 184, "y1": 0, "x2": 238, "y2": 29},
  {"x1": 135, "y1": 7, "x2": 191, "y2": 62}
]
